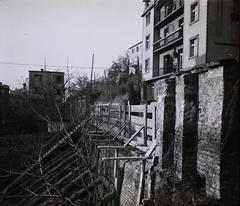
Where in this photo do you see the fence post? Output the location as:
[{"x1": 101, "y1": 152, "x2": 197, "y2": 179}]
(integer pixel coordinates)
[
  {"x1": 118, "y1": 105, "x2": 122, "y2": 131},
  {"x1": 143, "y1": 104, "x2": 147, "y2": 145},
  {"x1": 108, "y1": 104, "x2": 110, "y2": 129},
  {"x1": 128, "y1": 103, "x2": 131, "y2": 138},
  {"x1": 100, "y1": 105, "x2": 103, "y2": 116},
  {"x1": 122, "y1": 105, "x2": 126, "y2": 137},
  {"x1": 137, "y1": 159, "x2": 146, "y2": 205},
  {"x1": 152, "y1": 105, "x2": 156, "y2": 140}
]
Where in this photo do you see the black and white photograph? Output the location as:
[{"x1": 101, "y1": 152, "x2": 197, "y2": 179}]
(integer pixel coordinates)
[{"x1": 0, "y1": 0, "x2": 239, "y2": 205}]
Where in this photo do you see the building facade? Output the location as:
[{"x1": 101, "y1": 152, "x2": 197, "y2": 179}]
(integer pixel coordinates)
[
  {"x1": 128, "y1": 41, "x2": 143, "y2": 75},
  {"x1": 29, "y1": 69, "x2": 65, "y2": 100},
  {"x1": 29, "y1": 69, "x2": 66, "y2": 132},
  {"x1": 141, "y1": 0, "x2": 239, "y2": 102}
]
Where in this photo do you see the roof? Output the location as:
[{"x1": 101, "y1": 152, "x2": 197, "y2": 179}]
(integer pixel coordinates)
[
  {"x1": 29, "y1": 70, "x2": 64, "y2": 74},
  {"x1": 128, "y1": 41, "x2": 143, "y2": 50}
]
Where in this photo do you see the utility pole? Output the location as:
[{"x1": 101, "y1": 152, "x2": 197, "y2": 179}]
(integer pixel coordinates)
[
  {"x1": 67, "y1": 56, "x2": 69, "y2": 88},
  {"x1": 90, "y1": 54, "x2": 94, "y2": 94},
  {"x1": 44, "y1": 59, "x2": 47, "y2": 71}
]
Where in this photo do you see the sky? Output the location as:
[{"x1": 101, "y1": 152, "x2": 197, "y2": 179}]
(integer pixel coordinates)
[{"x1": 0, "y1": 0, "x2": 143, "y2": 90}]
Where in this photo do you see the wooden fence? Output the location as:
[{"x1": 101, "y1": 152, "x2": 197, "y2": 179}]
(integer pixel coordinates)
[{"x1": 95, "y1": 104, "x2": 156, "y2": 149}]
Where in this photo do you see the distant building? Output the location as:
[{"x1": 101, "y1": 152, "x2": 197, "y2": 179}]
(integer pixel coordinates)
[
  {"x1": 29, "y1": 69, "x2": 65, "y2": 100},
  {"x1": 127, "y1": 41, "x2": 143, "y2": 75},
  {"x1": 0, "y1": 82, "x2": 10, "y2": 134},
  {"x1": 141, "y1": 0, "x2": 239, "y2": 102},
  {"x1": 29, "y1": 69, "x2": 67, "y2": 132}
]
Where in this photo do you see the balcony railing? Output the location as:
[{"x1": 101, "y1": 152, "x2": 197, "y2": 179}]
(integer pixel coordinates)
[
  {"x1": 153, "y1": 27, "x2": 183, "y2": 52},
  {"x1": 154, "y1": 0, "x2": 184, "y2": 25},
  {"x1": 153, "y1": 65, "x2": 174, "y2": 77}
]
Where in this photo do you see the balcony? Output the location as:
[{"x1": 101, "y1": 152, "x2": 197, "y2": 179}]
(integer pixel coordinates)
[
  {"x1": 154, "y1": 1, "x2": 184, "y2": 28},
  {"x1": 153, "y1": 27, "x2": 183, "y2": 53},
  {"x1": 153, "y1": 65, "x2": 174, "y2": 77}
]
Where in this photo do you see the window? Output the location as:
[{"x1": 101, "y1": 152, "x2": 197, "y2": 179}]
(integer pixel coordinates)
[
  {"x1": 164, "y1": 27, "x2": 169, "y2": 37},
  {"x1": 35, "y1": 74, "x2": 42, "y2": 82},
  {"x1": 146, "y1": 12, "x2": 151, "y2": 26},
  {"x1": 163, "y1": 54, "x2": 172, "y2": 74},
  {"x1": 179, "y1": 18, "x2": 184, "y2": 28},
  {"x1": 150, "y1": 82, "x2": 155, "y2": 99},
  {"x1": 34, "y1": 87, "x2": 41, "y2": 94},
  {"x1": 189, "y1": 36, "x2": 198, "y2": 58},
  {"x1": 190, "y1": 1, "x2": 199, "y2": 23},
  {"x1": 56, "y1": 76, "x2": 62, "y2": 83},
  {"x1": 164, "y1": 27, "x2": 169, "y2": 45},
  {"x1": 179, "y1": 18, "x2": 184, "y2": 37},
  {"x1": 136, "y1": 46, "x2": 139, "y2": 52},
  {"x1": 145, "y1": 35, "x2": 150, "y2": 50},
  {"x1": 178, "y1": 48, "x2": 183, "y2": 70},
  {"x1": 145, "y1": 58, "x2": 150, "y2": 73}
]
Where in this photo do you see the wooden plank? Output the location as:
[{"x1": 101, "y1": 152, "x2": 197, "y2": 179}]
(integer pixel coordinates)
[
  {"x1": 108, "y1": 104, "x2": 110, "y2": 117},
  {"x1": 124, "y1": 124, "x2": 144, "y2": 147},
  {"x1": 102, "y1": 156, "x2": 145, "y2": 161},
  {"x1": 128, "y1": 104, "x2": 131, "y2": 138},
  {"x1": 110, "y1": 104, "x2": 120, "y2": 110},
  {"x1": 136, "y1": 145, "x2": 148, "y2": 152},
  {"x1": 122, "y1": 105, "x2": 126, "y2": 136},
  {"x1": 146, "y1": 128, "x2": 153, "y2": 136},
  {"x1": 130, "y1": 105, "x2": 146, "y2": 112},
  {"x1": 147, "y1": 118, "x2": 153, "y2": 125},
  {"x1": 147, "y1": 105, "x2": 154, "y2": 112},
  {"x1": 137, "y1": 159, "x2": 146, "y2": 205},
  {"x1": 92, "y1": 140, "x2": 122, "y2": 143},
  {"x1": 118, "y1": 105, "x2": 122, "y2": 130},
  {"x1": 98, "y1": 146, "x2": 136, "y2": 149},
  {"x1": 131, "y1": 116, "x2": 144, "y2": 125},
  {"x1": 100, "y1": 105, "x2": 103, "y2": 116},
  {"x1": 135, "y1": 136, "x2": 143, "y2": 145},
  {"x1": 152, "y1": 105, "x2": 156, "y2": 140},
  {"x1": 104, "y1": 120, "x2": 119, "y2": 135},
  {"x1": 145, "y1": 138, "x2": 157, "y2": 157},
  {"x1": 112, "y1": 121, "x2": 129, "y2": 140}
]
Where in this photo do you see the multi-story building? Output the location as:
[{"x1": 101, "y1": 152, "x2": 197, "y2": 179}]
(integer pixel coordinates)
[
  {"x1": 128, "y1": 41, "x2": 143, "y2": 75},
  {"x1": 29, "y1": 69, "x2": 65, "y2": 100},
  {"x1": 28, "y1": 69, "x2": 66, "y2": 132},
  {"x1": 141, "y1": 0, "x2": 239, "y2": 102}
]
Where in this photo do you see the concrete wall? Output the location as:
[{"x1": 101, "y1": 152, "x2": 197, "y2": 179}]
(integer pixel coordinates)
[
  {"x1": 174, "y1": 75, "x2": 184, "y2": 180},
  {"x1": 197, "y1": 66, "x2": 223, "y2": 198},
  {"x1": 155, "y1": 64, "x2": 230, "y2": 200},
  {"x1": 155, "y1": 79, "x2": 167, "y2": 169}
]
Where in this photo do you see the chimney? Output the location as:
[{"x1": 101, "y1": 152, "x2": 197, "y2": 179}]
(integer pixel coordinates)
[{"x1": 143, "y1": 0, "x2": 150, "y2": 7}]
